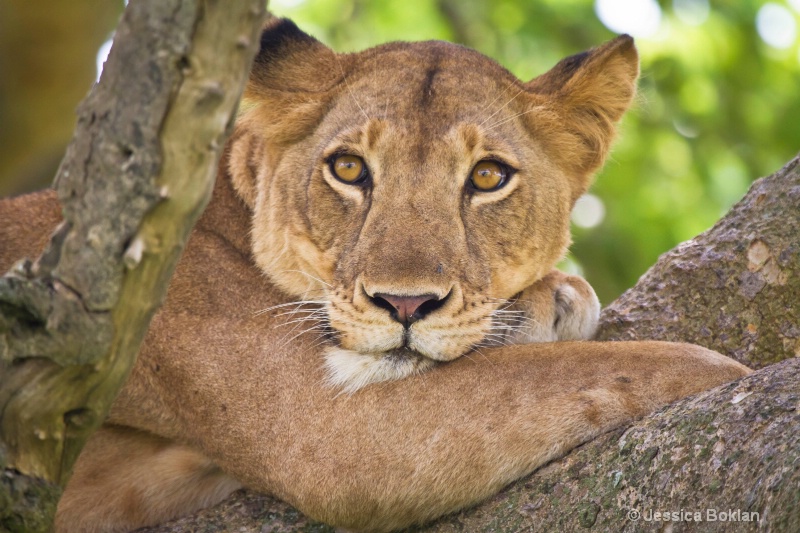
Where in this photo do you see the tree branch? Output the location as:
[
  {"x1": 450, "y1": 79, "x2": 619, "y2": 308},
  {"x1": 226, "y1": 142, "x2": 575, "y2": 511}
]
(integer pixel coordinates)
[
  {"x1": 596, "y1": 154, "x2": 800, "y2": 368},
  {"x1": 0, "y1": 0, "x2": 265, "y2": 530}
]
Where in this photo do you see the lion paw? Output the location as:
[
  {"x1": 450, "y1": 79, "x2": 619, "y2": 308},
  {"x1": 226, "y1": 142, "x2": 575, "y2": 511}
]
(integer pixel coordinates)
[{"x1": 495, "y1": 270, "x2": 600, "y2": 345}]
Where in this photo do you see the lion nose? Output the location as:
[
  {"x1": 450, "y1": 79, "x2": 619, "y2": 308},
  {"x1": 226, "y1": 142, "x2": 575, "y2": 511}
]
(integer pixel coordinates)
[{"x1": 370, "y1": 292, "x2": 447, "y2": 327}]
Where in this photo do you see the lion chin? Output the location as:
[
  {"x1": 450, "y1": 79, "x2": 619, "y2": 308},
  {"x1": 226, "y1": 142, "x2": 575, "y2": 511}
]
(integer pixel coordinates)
[{"x1": 324, "y1": 347, "x2": 439, "y2": 394}]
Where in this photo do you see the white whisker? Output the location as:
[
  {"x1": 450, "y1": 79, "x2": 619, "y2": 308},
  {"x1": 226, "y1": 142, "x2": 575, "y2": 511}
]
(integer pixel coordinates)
[
  {"x1": 275, "y1": 316, "x2": 329, "y2": 328},
  {"x1": 254, "y1": 300, "x2": 328, "y2": 315},
  {"x1": 478, "y1": 88, "x2": 525, "y2": 128},
  {"x1": 484, "y1": 107, "x2": 540, "y2": 132},
  {"x1": 473, "y1": 82, "x2": 515, "y2": 123},
  {"x1": 276, "y1": 324, "x2": 331, "y2": 350},
  {"x1": 470, "y1": 346, "x2": 495, "y2": 365},
  {"x1": 336, "y1": 55, "x2": 369, "y2": 121},
  {"x1": 279, "y1": 269, "x2": 332, "y2": 287},
  {"x1": 274, "y1": 308, "x2": 328, "y2": 319},
  {"x1": 495, "y1": 315, "x2": 537, "y2": 323}
]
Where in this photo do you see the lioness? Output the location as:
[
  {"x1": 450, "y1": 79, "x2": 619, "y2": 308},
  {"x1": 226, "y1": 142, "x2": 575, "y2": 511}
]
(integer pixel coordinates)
[{"x1": 0, "y1": 17, "x2": 750, "y2": 533}]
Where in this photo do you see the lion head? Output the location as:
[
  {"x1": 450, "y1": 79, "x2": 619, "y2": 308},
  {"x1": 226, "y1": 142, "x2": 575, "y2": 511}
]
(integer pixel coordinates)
[{"x1": 227, "y1": 18, "x2": 638, "y2": 391}]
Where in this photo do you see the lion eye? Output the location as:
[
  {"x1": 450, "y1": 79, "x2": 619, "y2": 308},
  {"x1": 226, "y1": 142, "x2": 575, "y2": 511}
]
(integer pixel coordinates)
[
  {"x1": 470, "y1": 160, "x2": 508, "y2": 191},
  {"x1": 330, "y1": 154, "x2": 368, "y2": 184}
]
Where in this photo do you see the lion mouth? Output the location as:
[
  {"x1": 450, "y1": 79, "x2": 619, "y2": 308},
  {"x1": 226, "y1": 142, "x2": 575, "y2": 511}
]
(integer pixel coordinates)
[
  {"x1": 323, "y1": 346, "x2": 439, "y2": 394},
  {"x1": 400, "y1": 329, "x2": 412, "y2": 348}
]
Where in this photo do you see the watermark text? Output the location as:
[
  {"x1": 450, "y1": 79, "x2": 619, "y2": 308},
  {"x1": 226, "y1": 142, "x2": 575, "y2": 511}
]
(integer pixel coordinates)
[{"x1": 627, "y1": 508, "x2": 760, "y2": 523}]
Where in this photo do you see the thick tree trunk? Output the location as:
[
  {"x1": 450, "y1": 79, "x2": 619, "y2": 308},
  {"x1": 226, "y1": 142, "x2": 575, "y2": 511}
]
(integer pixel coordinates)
[
  {"x1": 141, "y1": 155, "x2": 800, "y2": 532},
  {"x1": 595, "y1": 156, "x2": 800, "y2": 369},
  {"x1": 0, "y1": 1, "x2": 264, "y2": 531}
]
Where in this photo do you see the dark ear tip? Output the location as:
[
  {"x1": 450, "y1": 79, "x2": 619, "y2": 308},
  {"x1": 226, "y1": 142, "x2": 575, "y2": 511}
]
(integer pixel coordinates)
[
  {"x1": 256, "y1": 17, "x2": 319, "y2": 62},
  {"x1": 604, "y1": 34, "x2": 635, "y2": 52},
  {"x1": 601, "y1": 34, "x2": 638, "y2": 71},
  {"x1": 609, "y1": 34, "x2": 637, "y2": 57},
  {"x1": 261, "y1": 15, "x2": 291, "y2": 35},
  {"x1": 248, "y1": 17, "x2": 338, "y2": 96},
  {"x1": 617, "y1": 34, "x2": 634, "y2": 45}
]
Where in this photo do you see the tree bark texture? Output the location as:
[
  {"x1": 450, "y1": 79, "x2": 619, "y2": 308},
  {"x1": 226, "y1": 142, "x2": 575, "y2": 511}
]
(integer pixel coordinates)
[
  {"x1": 140, "y1": 155, "x2": 800, "y2": 532},
  {"x1": 596, "y1": 155, "x2": 800, "y2": 369},
  {"x1": 0, "y1": 1, "x2": 265, "y2": 531}
]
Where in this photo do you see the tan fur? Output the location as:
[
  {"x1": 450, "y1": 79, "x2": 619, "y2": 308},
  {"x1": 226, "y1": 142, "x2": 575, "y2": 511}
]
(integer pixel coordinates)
[
  {"x1": 0, "y1": 19, "x2": 750, "y2": 532},
  {"x1": 236, "y1": 21, "x2": 639, "y2": 384},
  {"x1": 54, "y1": 426, "x2": 241, "y2": 532},
  {"x1": 0, "y1": 188, "x2": 63, "y2": 270}
]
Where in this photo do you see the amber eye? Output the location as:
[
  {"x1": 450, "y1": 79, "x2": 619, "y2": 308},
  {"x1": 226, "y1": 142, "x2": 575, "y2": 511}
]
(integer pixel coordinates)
[
  {"x1": 330, "y1": 154, "x2": 368, "y2": 184},
  {"x1": 470, "y1": 160, "x2": 508, "y2": 191}
]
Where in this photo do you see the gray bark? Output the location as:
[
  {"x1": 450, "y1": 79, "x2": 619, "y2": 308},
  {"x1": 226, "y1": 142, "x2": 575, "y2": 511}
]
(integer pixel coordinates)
[
  {"x1": 596, "y1": 156, "x2": 800, "y2": 369},
  {"x1": 141, "y1": 156, "x2": 800, "y2": 532},
  {"x1": 0, "y1": 1, "x2": 264, "y2": 531}
]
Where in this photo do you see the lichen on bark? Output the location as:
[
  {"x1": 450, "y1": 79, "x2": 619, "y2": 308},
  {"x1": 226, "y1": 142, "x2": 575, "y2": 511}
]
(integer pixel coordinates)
[{"x1": 0, "y1": 470, "x2": 61, "y2": 533}]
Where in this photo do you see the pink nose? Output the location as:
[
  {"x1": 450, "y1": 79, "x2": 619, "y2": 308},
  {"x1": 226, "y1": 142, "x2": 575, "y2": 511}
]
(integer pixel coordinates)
[{"x1": 371, "y1": 293, "x2": 443, "y2": 327}]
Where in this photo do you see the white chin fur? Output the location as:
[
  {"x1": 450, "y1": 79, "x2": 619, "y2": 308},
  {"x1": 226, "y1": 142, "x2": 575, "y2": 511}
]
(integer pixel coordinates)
[{"x1": 324, "y1": 347, "x2": 438, "y2": 394}]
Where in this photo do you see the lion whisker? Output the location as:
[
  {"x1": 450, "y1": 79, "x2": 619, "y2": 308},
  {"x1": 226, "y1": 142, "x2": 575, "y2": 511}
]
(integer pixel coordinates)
[
  {"x1": 469, "y1": 346, "x2": 495, "y2": 365},
  {"x1": 255, "y1": 300, "x2": 328, "y2": 315},
  {"x1": 336, "y1": 55, "x2": 369, "y2": 121},
  {"x1": 484, "y1": 107, "x2": 541, "y2": 132},
  {"x1": 490, "y1": 315, "x2": 538, "y2": 326},
  {"x1": 276, "y1": 324, "x2": 332, "y2": 350},
  {"x1": 473, "y1": 81, "x2": 515, "y2": 121},
  {"x1": 460, "y1": 352, "x2": 478, "y2": 365},
  {"x1": 273, "y1": 306, "x2": 329, "y2": 338},
  {"x1": 489, "y1": 310, "x2": 528, "y2": 317},
  {"x1": 274, "y1": 308, "x2": 329, "y2": 319},
  {"x1": 279, "y1": 269, "x2": 333, "y2": 288},
  {"x1": 275, "y1": 316, "x2": 329, "y2": 328},
  {"x1": 493, "y1": 324, "x2": 537, "y2": 333},
  {"x1": 477, "y1": 88, "x2": 525, "y2": 128},
  {"x1": 480, "y1": 334, "x2": 514, "y2": 346}
]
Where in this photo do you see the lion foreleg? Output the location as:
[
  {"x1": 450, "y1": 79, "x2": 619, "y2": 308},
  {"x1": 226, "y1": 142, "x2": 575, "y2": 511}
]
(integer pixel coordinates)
[{"x1": 56, "y1": 425, "x2": 241, "y2": 533}]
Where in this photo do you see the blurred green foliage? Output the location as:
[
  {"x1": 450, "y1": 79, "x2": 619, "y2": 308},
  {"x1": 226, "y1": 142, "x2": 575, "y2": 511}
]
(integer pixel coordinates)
[{"x1": 270, "y1": 0, "x2": 800, "y2": 303}]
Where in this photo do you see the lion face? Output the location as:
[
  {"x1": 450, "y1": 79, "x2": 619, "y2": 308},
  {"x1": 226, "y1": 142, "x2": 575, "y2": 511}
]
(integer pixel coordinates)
[{"x1": 229, "y1": 19, "x2": 637, "y2": 389}]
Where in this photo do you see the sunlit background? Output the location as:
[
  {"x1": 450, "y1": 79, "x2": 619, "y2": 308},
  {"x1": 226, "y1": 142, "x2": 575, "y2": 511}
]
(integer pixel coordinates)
[{"x1": 1, "y1": 0, "x2": 799, "y2": 303}]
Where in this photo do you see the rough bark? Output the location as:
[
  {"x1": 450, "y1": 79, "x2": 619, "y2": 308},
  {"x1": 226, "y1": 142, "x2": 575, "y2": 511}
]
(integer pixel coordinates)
[
  {"x1": 0, "y1": 1, "x2": 264, "y2": 531},
  {"x1": 141, "y1": 155, "x2": 800, "y2": 532},
  {"x1": 596, "y1": 155, "x2": 800, "y2": 369}
]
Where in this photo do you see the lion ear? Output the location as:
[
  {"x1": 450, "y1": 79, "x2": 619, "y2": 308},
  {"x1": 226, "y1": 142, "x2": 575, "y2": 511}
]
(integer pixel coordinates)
[
  {"x1": 224, "y1": 127, "x2": 265, "y2": 209},
  {"x1": 525, "y1": 35, "x2": 639, "y2": 201},
  {"x1": 243, "y1": 17, "x2": 347, "y2": 144},
  {"x1": 228, "y1": 18, "x2": 347, "y2": 207},
  {"x1": 246, "y1": 17, "x2": 342, "y2": 96}
]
